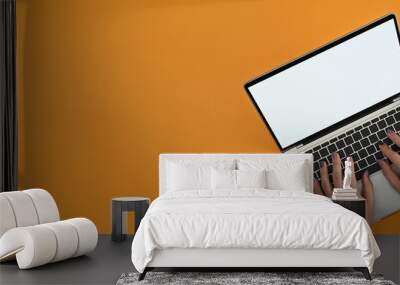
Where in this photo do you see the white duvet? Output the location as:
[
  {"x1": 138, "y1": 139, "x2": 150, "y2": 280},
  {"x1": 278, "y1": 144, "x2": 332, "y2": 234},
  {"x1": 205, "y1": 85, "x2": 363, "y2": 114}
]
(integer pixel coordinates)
[{"x1": 131, "y1": 189, "x2": 380, "y2": 273}]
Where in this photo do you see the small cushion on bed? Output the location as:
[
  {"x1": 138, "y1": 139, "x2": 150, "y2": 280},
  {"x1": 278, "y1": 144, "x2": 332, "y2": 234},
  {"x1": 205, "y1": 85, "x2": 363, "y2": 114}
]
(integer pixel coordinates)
[
  {"x1": 237, "y1": 169, "x2": 267, "y2": 189},
  {"x1": 211, "y1": 169, "x2": 236, "y2": 189},
  {"x1": 238, "y1": 159, "x2": 308, "y2": 191},
  {"x1": 211, "y1": 169, "x2": 268, "y2": 190}
]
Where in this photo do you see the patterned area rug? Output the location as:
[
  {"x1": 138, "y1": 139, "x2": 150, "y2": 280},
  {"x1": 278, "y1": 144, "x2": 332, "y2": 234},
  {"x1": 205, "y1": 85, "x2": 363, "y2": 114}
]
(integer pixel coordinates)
[{"x1": 116, "y1": 272, "x2": 396, "y2": 285}]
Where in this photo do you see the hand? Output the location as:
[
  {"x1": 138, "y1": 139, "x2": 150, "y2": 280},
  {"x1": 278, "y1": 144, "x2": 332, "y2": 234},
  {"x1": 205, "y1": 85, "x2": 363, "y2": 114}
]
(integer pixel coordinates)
[
  {"x1": 379, "y1": 130, "x2": 400, "y2": 194},
  {"x1": 313, "y1": 153, "x2": 374, "y2": 224}
]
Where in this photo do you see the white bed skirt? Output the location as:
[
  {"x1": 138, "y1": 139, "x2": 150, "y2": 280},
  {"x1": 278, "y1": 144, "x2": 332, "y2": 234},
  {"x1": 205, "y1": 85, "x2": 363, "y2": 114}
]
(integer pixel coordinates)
[{"x1": 148, "y1": 248, "x2": 366, "y2": 268}]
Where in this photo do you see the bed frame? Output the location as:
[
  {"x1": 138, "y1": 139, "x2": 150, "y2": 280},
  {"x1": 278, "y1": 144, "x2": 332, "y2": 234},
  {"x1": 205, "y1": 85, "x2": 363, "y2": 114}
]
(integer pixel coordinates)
[
  {"x1": 139, "y1": 154, "x2": 372, "y2": 280},
  {"x1": 141, "y1": 248, "x2": 370, "y2": 280}
]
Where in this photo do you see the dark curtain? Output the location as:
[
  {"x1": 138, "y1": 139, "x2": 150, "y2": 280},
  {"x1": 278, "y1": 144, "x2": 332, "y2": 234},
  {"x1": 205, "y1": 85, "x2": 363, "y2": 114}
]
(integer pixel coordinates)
[{"x1": 0, "y1": 0, "x2": 17, "y2": 192}]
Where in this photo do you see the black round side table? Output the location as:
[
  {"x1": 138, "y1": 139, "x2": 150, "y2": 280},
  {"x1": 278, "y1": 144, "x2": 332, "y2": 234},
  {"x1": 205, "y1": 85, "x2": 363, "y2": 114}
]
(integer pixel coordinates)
[{"x1": 111, "y1": 197, "x2": 150, "y2": 242}]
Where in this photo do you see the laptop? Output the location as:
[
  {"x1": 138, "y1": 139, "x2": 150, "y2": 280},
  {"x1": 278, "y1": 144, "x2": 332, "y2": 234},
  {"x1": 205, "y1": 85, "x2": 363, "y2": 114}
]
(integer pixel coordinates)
[{"x1": 244, "y1": 14, "x2": 400, "y2": 222}]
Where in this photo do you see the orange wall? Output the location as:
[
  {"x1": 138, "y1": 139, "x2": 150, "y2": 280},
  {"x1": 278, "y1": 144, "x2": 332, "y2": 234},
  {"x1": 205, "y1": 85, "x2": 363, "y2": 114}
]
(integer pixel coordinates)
[{"x1": 16, "y1": 0, "x2": 400, "y2": 234}]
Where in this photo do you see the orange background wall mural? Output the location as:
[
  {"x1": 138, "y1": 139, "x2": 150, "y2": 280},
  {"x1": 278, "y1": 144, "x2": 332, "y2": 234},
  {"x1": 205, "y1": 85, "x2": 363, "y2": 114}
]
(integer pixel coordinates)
[{"x1": 16, "y1": 0, "x2": 400, "y2": 234}]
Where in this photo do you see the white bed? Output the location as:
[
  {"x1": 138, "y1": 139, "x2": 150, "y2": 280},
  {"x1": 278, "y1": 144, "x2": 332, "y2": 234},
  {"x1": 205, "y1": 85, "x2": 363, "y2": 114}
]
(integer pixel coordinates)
[{"x1": 131, "y1": 154, "x2": 380, "y2": 280}]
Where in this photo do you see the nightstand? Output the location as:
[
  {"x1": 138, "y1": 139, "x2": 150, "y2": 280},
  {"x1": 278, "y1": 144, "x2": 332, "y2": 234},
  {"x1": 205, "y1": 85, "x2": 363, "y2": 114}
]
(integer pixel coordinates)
[
  {"x1": 111, "y1": 197, "x2": 150, "y2": 242},
  {"x1": 332, "y1": 198, "x2": 365, "y2": 218}
]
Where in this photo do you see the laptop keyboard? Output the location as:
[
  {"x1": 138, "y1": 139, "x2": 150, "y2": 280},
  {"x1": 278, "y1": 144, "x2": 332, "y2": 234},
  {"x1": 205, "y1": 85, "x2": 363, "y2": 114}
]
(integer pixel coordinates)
[{"x1": 306, "y1": 106, "x2": 400, "y2": 181}]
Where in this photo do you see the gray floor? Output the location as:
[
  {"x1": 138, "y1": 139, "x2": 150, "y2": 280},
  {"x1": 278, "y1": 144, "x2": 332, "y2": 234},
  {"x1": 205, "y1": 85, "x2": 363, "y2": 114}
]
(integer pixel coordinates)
[
  {"x1": 374, "y1": 235, "x2": 400, "y2": 284},
  {"x1": 1, "y1": 235, "x2": 399, "y2": 285},
  {"x1": 0, "y1": 235, "x2": 134, "y2": 285}
]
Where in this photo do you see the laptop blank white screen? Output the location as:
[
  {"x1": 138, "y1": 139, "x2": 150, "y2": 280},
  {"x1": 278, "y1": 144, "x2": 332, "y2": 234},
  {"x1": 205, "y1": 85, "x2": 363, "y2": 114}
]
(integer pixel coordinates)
[{"x1": 248, "y1": 19, "x2": 400, "y2": 149}]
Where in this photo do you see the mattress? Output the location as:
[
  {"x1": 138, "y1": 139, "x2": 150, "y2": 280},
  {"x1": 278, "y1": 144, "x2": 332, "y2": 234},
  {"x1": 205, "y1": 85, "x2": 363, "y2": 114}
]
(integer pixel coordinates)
[{"x1": 131, "y1": 189, "x2": 380, "y2": 273}]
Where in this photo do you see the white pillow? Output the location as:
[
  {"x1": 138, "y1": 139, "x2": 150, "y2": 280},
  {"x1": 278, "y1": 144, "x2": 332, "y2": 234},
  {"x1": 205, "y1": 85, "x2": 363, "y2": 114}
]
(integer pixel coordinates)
[
  {"x1": 238, "y1": 159, "x2": 308, "y2": 191},
  {"x1": 211, "y1": 169, "x2": 268, "y2": 190},
  {"x1": 265, "y1": 169, "x2": 307, "y2": 191},
  {"x1": 167, "y1": 160, "x2": 235, "y2": 191}
]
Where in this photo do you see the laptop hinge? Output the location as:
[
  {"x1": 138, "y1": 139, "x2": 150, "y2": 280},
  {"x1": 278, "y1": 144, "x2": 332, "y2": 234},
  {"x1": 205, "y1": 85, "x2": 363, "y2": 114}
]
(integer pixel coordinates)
[{"x1": 296, "y1": 144, "x2": 304, "y2": 149}]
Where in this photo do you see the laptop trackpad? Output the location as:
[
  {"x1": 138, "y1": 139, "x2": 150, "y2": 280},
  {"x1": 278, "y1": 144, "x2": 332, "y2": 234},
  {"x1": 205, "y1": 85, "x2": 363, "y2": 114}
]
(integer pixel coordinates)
[{"x1": 365, "y1": 171, "x2": 400, "y2": 222}]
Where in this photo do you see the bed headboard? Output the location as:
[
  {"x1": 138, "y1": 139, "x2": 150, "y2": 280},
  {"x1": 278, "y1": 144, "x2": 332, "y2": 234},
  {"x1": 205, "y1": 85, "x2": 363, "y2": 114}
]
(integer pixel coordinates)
[{"x1": 159, "y1": 153, "x2": 313, "y2": 196}]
